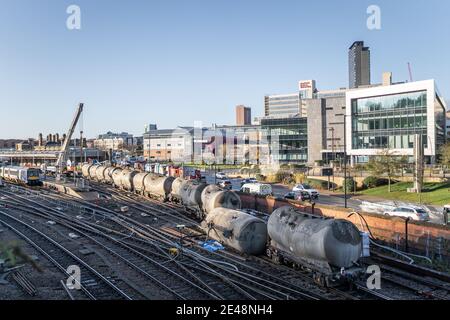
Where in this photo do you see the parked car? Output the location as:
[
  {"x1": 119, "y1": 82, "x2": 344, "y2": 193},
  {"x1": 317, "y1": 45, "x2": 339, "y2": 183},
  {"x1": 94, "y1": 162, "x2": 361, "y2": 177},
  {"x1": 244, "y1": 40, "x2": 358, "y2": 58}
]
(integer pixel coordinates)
[
  {"x1": 383, "y1": 206, "x2": 430, "y2": 221},
  {"x1": 284, "y1": 191, "x2": 311, "y2": 202},
  {"x1": 240, "y1": 183, "x2": 273, "y2": 196},
  {"x1": 216, "y1": 172, "x2": 227, "y2": 179},
  {"x1": 218, "y1": 180, "x2": 232, "y2": 190},
  {"x1": 292, "y1": 183, "x2": 319, "y2": 199},
  {"x1": 240, "y1": 177, "x2": 258, "y2": 186}
]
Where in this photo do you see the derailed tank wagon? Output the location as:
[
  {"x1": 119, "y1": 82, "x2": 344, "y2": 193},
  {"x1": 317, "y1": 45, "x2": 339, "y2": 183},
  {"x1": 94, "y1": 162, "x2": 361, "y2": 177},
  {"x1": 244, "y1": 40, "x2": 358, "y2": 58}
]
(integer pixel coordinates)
[
  {"x1": 267, "y1": 206, "x2": 365, "y2": 286},
  {"x1": 201, "y1": 207, "x2": 267, "y2": 255}
]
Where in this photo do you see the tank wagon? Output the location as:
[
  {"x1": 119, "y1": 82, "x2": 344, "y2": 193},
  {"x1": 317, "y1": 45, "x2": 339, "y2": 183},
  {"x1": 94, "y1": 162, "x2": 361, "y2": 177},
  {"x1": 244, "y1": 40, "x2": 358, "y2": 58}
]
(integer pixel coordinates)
[
  {"x1": 95, "y1": 165, "x2": 108, "y2": 182},
  {"x1": 170, "y1": 179, "x2": 207, "y2": 217},
  {"x1": 81, "y1": 164, "x2": 93, "y2": 178},
  {"x1": 88, "y1": 164, "x2": 100, "y2": 181},
  {"x1": 202, "y1": 207, "x2": 267, "y2": 255},
  {"x1": 201, "y1": 185, "x2": 241, "y2": 216},
  {"x1": 267, "y1": 206, "x2": 364, "y2": 286},
  {"x1": 111, "y1": 167, "x2": 124, "y2": 187},
  {"x1": 143, "y1": 174, "x2": 174, "y2": 201},
  {"x1": 120, "y1": 169, "x2": 138, "y2": 191},
  {"x1": 132, "y1": 172, "x2": 149, "y2": 194}
]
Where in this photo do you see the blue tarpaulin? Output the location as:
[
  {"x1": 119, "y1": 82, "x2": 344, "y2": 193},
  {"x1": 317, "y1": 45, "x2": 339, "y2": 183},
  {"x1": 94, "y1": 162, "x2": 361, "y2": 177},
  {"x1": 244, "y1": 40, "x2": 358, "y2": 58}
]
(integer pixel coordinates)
[{"x1": 200, "y1": 240, "x2": 225, "y2": 252}]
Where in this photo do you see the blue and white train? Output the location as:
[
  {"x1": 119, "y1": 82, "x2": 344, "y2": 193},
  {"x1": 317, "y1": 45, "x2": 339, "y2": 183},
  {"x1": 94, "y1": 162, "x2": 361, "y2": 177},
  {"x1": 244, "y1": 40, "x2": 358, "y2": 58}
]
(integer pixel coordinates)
[{"x1": 0, "y1": 166, "x2": 42, "y2": 186}]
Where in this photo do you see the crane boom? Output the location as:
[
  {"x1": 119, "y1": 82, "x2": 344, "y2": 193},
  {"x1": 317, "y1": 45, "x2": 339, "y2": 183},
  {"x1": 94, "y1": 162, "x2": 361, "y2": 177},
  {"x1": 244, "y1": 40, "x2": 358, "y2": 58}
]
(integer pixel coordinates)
[
  {"x1": 408, "y1": 62, "x2": 413, "y2": 82},
  {"x1": 56, "y1": 103, "x2": 84, "y2": 169}
]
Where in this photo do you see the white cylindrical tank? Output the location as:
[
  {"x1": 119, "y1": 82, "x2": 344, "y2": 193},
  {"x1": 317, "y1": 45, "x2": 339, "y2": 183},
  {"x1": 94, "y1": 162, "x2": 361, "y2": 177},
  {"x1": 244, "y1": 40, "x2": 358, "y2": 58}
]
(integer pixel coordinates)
[
  {"x1": 120, "y1": 169, "x2": 138, "y2": 191},
  {"x1": 178, "y1": 180, "x2": 207, "y2": 208},
  {"x1": 268, "y1": 206, "x2": 362, "y2": 268},
  {"x1": 81, "y1": 164, "x2": 92, "y2": 178},
  {"x1": 170, "y1": 177, "x2": 185, "y2": 200},
  {"x1": 133, "y1": 172, "x2": 149, "y2": 193},
  {"x1": 143, "y1": 174, "x2": 174, "y2": 200},
  {"x1": 95, "y1": 165, "x2": 108, "y2": 182},
  {"x1": 88, "y1": 165, "x2": 100, "y2": 180},
  {"x1": 201, "y1": 184, "x2": 241, "y2": 215},
  {"x1": 104, "y1": 166, "x2": 119, "y2": 184},
  {"x1": 111, "y1": 167, "x2": 124, "y2": 188},
  {"x1": 202, "y1": 208, "x2": 267, "y2": 255}
]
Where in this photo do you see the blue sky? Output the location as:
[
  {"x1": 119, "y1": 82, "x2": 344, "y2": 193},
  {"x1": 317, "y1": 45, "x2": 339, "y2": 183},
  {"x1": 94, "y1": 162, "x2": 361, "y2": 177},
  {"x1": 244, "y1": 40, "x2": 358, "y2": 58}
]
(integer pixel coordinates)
[{"x1": 1, "y1": 0, "x2": 449, "y2": 139}]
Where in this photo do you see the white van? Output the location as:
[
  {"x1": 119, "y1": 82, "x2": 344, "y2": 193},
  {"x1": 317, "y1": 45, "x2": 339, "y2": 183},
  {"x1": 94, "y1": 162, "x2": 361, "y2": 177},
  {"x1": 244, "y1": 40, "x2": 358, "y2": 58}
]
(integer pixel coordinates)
[{"x1": 240, "y1": 183, "x2": 273, "y2": 196}]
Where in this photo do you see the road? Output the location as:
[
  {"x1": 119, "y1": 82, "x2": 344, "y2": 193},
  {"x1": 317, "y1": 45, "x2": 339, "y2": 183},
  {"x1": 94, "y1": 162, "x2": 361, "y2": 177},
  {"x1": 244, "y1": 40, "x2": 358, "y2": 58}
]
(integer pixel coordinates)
[{"x1": 204, "y1": 172, "x2": 446, "y2": 225}]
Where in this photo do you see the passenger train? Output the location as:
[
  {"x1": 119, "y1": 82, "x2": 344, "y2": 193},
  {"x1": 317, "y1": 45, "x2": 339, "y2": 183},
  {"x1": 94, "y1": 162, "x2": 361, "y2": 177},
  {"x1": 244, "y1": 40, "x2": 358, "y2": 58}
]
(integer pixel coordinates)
[
  {"x1": 81, "y1": 163, "x2": 368, "y2": 286},
  {"x1": 0, "y1": 166, "x2": 42, "y2": 186}
]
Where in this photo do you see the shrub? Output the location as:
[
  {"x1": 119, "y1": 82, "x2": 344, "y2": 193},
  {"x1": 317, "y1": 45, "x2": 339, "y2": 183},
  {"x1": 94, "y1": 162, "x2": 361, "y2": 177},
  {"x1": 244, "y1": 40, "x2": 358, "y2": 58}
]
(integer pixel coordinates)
[
  {"x1": 294, "y1": 173, "x2": 306, "y2": 184},
  {"x1": 343, "y1": 177, "x2": 356, "y2": 193},
  {"x1": 304, "y1": 179, "x2": 328, "y2": 190},
  {"x1": 363, "y1": 176, "x2": 389, "y2": 189},
  {"x1": 255, "y1": 173, "x2": 265, "y2": 181}
]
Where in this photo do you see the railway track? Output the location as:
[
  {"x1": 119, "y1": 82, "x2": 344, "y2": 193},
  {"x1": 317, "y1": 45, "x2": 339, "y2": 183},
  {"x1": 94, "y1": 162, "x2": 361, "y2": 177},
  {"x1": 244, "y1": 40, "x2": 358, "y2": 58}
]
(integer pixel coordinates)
[
  {"x1": 0, "y1": 210, "x2": 137, "y2": 300},
  {"x1": 1, "y1": 186, "x2": 327, "y2": 300},
  {"x1": 2, "y1": 182, "x2": 448, "y2": 300}
]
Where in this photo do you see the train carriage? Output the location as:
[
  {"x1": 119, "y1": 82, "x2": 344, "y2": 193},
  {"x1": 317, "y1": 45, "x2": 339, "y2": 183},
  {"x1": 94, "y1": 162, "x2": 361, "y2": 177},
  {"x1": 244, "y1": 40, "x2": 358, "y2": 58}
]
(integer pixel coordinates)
[{"x1": 0, "y1": 166, "x2": 42, "y2": 186}]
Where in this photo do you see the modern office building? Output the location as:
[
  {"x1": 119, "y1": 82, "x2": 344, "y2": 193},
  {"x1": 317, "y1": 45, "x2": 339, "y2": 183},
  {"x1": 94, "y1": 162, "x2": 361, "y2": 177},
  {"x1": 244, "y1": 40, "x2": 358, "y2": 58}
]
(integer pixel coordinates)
[
  {"x1": 264, "y1": 93, "x2": 307, "y2": 117},
  {"x1": 305, "y1": 96, "x2": 347, "y2": 165},
  {"x1": 346, "y1": 79, "x2": 447, "y2": 164},
  {"x1": 446, "y1": 110, "x2": 450, "y2": 139},
  {"x1": 235, "y1": 105, "x2": 252, "y2": 125},
  {"x1": 260, "y1": 116, "x2": 308, "y2": 163},
  {"x1": 349, "y1": 41, "x2": 371, "y2": 89}
]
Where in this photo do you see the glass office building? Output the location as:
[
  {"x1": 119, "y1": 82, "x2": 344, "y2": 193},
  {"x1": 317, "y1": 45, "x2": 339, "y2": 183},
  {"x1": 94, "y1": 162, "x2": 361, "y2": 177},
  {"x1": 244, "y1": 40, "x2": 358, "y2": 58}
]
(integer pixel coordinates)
[
  {"x1": 351, "y1": 90, "x2": 428, "y2": 150},
  {"x1": 261, "y1": 116, "x2": 308, "y2": 163},
  {"x1": 346, "y1": 80, "x2": 447, "y2": 164}
]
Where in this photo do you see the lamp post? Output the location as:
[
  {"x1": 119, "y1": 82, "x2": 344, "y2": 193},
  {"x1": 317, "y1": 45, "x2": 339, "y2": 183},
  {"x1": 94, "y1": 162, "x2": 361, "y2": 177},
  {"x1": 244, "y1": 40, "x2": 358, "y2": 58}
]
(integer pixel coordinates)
[{"x1": 343, "y1": 115, "x2": 348, "y2": 208}]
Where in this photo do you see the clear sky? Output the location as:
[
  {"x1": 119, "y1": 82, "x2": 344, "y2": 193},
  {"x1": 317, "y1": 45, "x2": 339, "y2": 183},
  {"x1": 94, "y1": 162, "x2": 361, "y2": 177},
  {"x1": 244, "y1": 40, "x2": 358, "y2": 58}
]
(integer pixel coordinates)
[{"x1": 1, "y1": 0, "x2": 449, "y2": 139}]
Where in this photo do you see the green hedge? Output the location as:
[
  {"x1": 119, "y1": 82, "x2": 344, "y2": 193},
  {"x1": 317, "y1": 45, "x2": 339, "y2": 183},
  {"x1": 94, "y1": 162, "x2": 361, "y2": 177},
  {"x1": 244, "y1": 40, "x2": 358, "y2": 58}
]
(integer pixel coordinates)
[{"x1": 363, "y1": 176, "x2": 389, "y2": 189}]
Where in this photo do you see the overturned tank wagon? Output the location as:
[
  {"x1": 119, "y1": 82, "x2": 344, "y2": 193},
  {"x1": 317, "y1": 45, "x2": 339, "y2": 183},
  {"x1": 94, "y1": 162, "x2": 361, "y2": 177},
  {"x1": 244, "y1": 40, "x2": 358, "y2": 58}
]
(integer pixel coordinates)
[
  {"x1": 120, "y1": 169, "x2": 138, "y2": 191},
  {"x1": 201, "y1": 185, "x2": 241, "y2": 215},
  {"x1": 95, "y1": 165, "x2": 108, "y2": 182},
  {"x1": 88, "y1": 164, "x2": 100, "y2": 180},
  {"x1": 111, "y1": 167, "x2": 124, "y2": 188},
  {"x1": 81, "y1": 164, "x2": 93, "y2": 178},
  {"x1": 143, "y1": 174, "x2": 174, "y2": 201},
  {"x1": 267, "y1": 206, "x2": 363, "y2": 285},
  {"x1": 202, "y1": 208, "x2": 267, "y2": 255},
  {"x1": 133, "y1": 172, "x2": 149, "y2": 194}
]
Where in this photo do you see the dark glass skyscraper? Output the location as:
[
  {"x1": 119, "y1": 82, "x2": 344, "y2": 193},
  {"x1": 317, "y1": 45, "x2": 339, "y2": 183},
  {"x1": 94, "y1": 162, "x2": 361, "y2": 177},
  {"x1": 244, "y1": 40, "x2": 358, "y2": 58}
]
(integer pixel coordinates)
[{"x1": 349, "y1": 41, "x2": 371, "y2": 89}]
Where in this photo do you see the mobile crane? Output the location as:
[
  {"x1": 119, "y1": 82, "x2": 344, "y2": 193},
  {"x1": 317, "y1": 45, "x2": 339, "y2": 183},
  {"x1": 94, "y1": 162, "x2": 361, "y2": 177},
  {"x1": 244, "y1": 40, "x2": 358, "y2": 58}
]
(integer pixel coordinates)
[{"x1": 55, "y1": 103, "x2": 84, "y2": 178}]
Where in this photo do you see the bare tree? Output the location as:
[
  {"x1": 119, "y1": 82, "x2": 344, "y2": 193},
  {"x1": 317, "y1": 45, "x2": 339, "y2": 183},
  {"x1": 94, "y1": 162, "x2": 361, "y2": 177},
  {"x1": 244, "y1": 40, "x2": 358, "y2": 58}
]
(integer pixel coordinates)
[{"x1": 367, "y1": 149, "x2": 404, "y2": 192}]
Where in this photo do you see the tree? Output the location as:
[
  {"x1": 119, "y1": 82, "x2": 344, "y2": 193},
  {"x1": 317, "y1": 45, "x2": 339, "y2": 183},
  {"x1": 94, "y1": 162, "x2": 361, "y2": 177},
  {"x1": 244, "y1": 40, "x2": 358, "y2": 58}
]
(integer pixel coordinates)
[
  {"x1": 367, "y1": 149, "x2": 403, "y2": 192},
  {"x1": 439, "y1": 143, "x2": 450, "y2": 169}
]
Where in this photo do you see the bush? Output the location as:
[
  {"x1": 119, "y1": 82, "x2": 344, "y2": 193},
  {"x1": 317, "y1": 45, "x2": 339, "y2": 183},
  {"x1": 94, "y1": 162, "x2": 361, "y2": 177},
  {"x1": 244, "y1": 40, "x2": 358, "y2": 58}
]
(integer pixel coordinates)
[
  {"x1": 294, "y1": 173, "x2": 306, "y2": 184},
  {"x1": 363, "y1": 176, "x2": 389, "y2": 189},
  {"x1": 343, "y1": 177, "x2": 356, "y2": 193},
  {"x1": 255, "y1": 173, "x2": 265, "y2": 181},
  {"x1": 304, "y1": 179, "x2": 329, "y2": 190}
]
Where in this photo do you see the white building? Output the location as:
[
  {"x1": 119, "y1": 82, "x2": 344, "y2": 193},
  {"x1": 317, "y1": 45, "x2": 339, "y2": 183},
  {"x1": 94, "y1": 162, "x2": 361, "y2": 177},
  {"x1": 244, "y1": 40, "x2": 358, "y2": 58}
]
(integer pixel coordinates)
[{"x1": 346, "y1": 79, "x2": 447, "y2": 164}]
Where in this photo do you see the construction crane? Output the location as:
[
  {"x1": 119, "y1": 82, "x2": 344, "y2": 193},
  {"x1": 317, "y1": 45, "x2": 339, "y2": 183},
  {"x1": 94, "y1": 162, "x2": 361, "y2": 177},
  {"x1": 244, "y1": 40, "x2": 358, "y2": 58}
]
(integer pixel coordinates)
[
  {"x1": 56, "y1": 103, "x2": 84, "y2": 176},
  {"x1": 407, "y1": 62, "x2": 413, "y2": 82}
]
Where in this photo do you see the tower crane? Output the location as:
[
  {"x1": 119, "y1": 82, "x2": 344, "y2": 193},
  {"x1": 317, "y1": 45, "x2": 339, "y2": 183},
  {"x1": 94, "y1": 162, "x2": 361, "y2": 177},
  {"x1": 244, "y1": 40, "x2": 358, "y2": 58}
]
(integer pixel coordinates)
[{"x1": 56, "y1": 103, "x2": 84, "y2": 176}]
